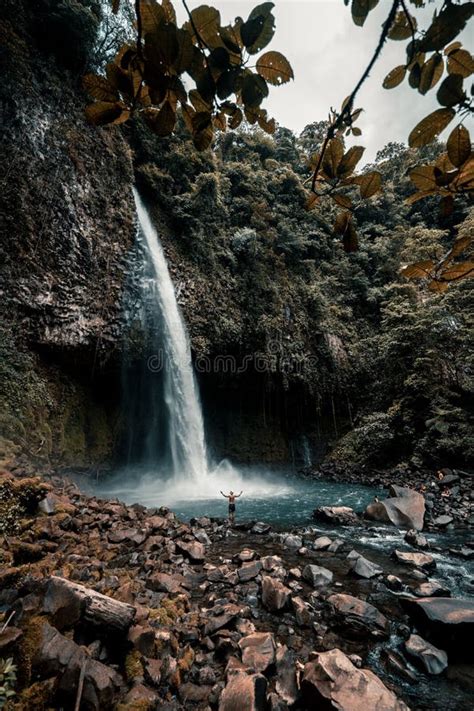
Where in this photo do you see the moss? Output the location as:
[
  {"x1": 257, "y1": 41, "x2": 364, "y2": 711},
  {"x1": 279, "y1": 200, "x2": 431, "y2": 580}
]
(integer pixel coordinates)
[
  {"x1": 149, "y1": 597, "x2": 186, "y2": 627},
  {"x1": 14, "y1": 677, "x2": 56, "y2": 711},
  {"x1": 15, "y1": 616, "x2": 47, "y2": 687},
  {"x1": 0, "y1": 477, "x2": 49, "y2": 535},
  {"x1": 124, "y1": 651, "x2": 143, "y2": 682},
  {"x1": 178, "y1": 645, "x2": 194, "y2": 674},
  {"x1": 116, "y1": 702, "x2": 154, "y2": 711}
]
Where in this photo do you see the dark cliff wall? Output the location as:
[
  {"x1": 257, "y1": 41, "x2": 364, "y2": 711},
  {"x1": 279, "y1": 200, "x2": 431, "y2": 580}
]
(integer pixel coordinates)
[{"x1": 0, "y1": 0, "x2": 135, "y2": 468}]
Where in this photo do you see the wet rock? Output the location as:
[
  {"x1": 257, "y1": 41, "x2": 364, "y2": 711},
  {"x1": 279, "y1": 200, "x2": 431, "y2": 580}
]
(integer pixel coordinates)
[
  {"x1": 275, "y1": 645, "x2": 298, "y2": 705},
  {"x1": 404, "y1": 633, "x2": 448, "y2": 675},
  {"x1": 251, "y1": 522, "x2": 271, "y2": 535},
  {"x1": 410, "y1": 580, "x2": 450, "y2": 598},
  {"x1": 238, "y1": 632, "x2": 276, "y2": 673},
  {"x1": 348, "y1": 552, "x2": 383, "y2": 579},
  {"x1": 313, "y1": 506, "x2": 358, "y2": 525},
  {"x1": 401, "y1": 597, "x2": 474, "y2": 659},
  {"x1": 405, "y1": 530, "x2": 429, "y2": 549},
  {"x1": 219, "y1": 672, "x2": 267, "y2": 711},
  {"x1": 261, "y1": 576, "x2": 290, "y2": 612},
  {"x1": 282, "y1": 534, "x2": 303, "y2": 548},
  {"x1": 366, "y1": 486, "x2": 425, "y2": 531},
  {"x1": 313, "y1": 535, "x2": 332, "y2": 550},
  {"x1": 385, "y1": 575, "x2": 403, "y2": 591},
  {"x1": 302, "y1": 564, "x2": 333, "y2": 588},
  {"x1": 327, "y1": 593, "x2": 389, "y2": 639},
  {"x1": 301, "y1": 648, "x2": 410, "y2": 711},
  {"x1": 381, "y1": 648, "x2": 418, "y2": 683},
  {"x1": 433, "y1": 515, "x2": 454, "y2": 527},
  {"x1": 392, "y1": 550, "x2": 436, "y2": 571}
]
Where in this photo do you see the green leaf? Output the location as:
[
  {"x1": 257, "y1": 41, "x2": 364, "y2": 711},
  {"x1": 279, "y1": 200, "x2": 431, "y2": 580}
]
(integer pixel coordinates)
[
  {"x1": 437, "y1": 74, "x2": 466, "y2": 107},
  {"x1": 256, "y1": 51, "x2": 294, "y2": 85},
  {"x1": 447, "y1": 48, "x2": 474, "y2": 78},
  {"x1": 241, "y1": 2, "x2": 275, "y2": 54},
  {"x1": 418, "y1": 54, "x2": 444, "y2": 94},
  {"x1": 446, "y1": 125, "x2": 471, "y2": 167},
  {"x1": 408, "y1": 108, "x2": 456, "y2": 147},
  {"x1": 383, "y1": 65, "x2": 406, "y2": 89}
]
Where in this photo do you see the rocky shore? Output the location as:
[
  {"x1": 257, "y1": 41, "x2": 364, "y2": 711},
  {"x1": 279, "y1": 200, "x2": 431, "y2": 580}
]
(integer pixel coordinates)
[{"x1": 1, "y1": 469, "x2": 473, "y2": 711}]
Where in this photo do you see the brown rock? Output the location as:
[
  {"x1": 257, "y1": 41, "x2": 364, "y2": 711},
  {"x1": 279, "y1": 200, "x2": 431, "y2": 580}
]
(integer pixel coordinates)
[
  {"x1": 176, "y1": 539, "x2": 206, "y2": 563},
  {"x1": 392, "y1": 550, "x2": 436, "y2": 571},
  {"x1": 238, "y1": 561, "x2": 263, "y2": 582},
  {"x1": 146, "y1": 572, "x2": 184, "y2": 594},
  {"x1": 122, "y1": 683, "x2": 159, "y2": 707},
  {"x1": 366, "y1": 486, "x2": 425, "y2": 531},
  {"x1": 401, "y1": 597, "x2": 474, "y2": 659},
  {"x1": 204, "y1": 604, "x2": 242, "y2": 635},
  {"x1": 219, "y1": 672, "x2": 267, "y2": 711},
  {"x1": 261, "y1": 576, "x2": 290, "y2": 612},
  {"x1": 404, "y1": 633, "x2": 448, "y2": 675},
  {"x1": 128, "y1": 625, "x2": 155, "y2": 656},
  {"x1": 0, "y1": 626, "x2": 23, "y2": 652},
  {"x1": 327, "y1": 593, "x2": 389, "y2": 639},
  {"x1": 238, "y1": 632, "x2": 276, "y2": 673},
  {"x1": 275, "y1": 646, "x2": 298, "y2": 705},
  {"x1": 313, "y1": 506, "x2": 358, "y2": 525},
  {"x1": 179, "y1": 682, "x2": 213, "y2": 703},
  {"x1": 301, "y1": 648, "x2": 410, "y2": 711}
]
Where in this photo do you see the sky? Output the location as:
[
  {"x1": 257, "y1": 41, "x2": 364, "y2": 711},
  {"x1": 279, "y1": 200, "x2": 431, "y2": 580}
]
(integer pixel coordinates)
[{"x1": 174, "y1": 0, "x2": 473, "y2": 163}]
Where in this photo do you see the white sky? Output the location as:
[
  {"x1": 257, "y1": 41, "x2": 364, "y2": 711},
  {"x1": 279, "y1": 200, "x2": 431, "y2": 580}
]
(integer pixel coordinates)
[{"x1": 173, "y1": 0, "x2": 473, "y2": 162}]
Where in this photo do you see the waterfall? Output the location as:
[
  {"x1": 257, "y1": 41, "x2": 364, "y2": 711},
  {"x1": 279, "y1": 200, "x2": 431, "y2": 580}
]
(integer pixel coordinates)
[{"x1": 129, "y1": 189, "x2": 208, "y2": 482}]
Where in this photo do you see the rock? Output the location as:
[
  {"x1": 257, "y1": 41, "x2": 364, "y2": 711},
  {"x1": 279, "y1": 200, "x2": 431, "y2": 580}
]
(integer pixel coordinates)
[
  {"x1": 301, "y1": 648, "x2": 410, "y2": 711},
  {"x1": 146, "y1": 572, "x2": 183, "y2": 593},
  {"x1": 261, "y1": 576, "x2": 290, "y2": 612},
  {"x1": 128, "y1": 625, "x2": 155, "y2": 656},
  {"x1": 237, "y1": 548, "x2": 257, "y2": 562},
  {"x1": 143, "y1": 658, "x2": 162, "y2": 687},
  {"x1": 219, "y1": 672, "x2": 267, "y2": 711},
  {"x1": 313, "y1": 535, "x2": 332, "y2": 550},
  {"x1": 433, "y1": 515, "x2": 454, "y2": 527},
  {"x1": 204, "y1": 603, "x2": 242, "y2": 635},
  {"x1": 0, "y1": 627, "x2": 23, "y2": 652},
  {"x1": 327, "y1": 593, "x2": 389, "y2": 639},
  {"x1": 176, "y1": 540, "x2": 206, "y2": 563},
  {"x1": 251, "y1": 522, "x2": 271, "y2": 535},
  {"x1": 238, "y1": 632, "x2": 276, "y2": 673},
  {"x1": 405, "y1": 530, "x2": 429, "y2": 548},
  {"x1": 292, "y1": 596, "x2": 312, "y2": 627},
  {"x1": 282, "y1": 534, "x2": 303, "y2": 548},
  {"x1": 401, "y1": 597, "x2": 474, "y2": 659},
  {"x1": 404, "y1": 633, "x2": 448, "y2": 675},
  {"x1": 366, "y1": 486, "x2": 425, "y2": 531},
  {"x1": 392, "y1": 550, "x2": 436, "y2": 571},
  {"x1": 108, "y1": 528, "x2": 147, "y2": 545},
  {"x1": 385, "y1": 575, "x2": 403, "y2": 591},
  {"x1": 122, "y1": 683, "x2": 159, "y2": 707},
  {"x1": 349, "y1": 552, "x2": 383, "y2": 579},
  {"x1": 410, "y1": 580, "x2": 450, "y2": 598},
  {"x1": 238, "y1": 561, "x2": 263, "y2": 582},
  {"x1": 261, "y1": 556, "x2": 282, "y2": 571},
  {"x1": 275, "y1": 645, "x2": 298, "y2": 705},
  {"x1": 10, "y1": 540, "x2": 44, "y2": 564},
  {"x1": 179, "y1": 683, "x2": 213, "y2": 703},
  {"x1": 381, "y1": 649, "x2": 418, "y2": 683},
  {"x1": 302, "y1": 564, "x2": 333, "y2": 588},
  {"x1": 313, "y1": 506, "x2": 358, "y2": 525}
]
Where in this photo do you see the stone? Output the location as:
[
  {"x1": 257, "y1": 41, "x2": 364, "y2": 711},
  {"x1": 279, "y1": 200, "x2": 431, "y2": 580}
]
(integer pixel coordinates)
[
  {"x1": 313, "y1": 506, "x2": 358, "y2": 525},
  {"x1": 107, "y1": 528, "x2": 147, "y2": 545},
  {"x1": 251, "y1": 522, "x2": 271, "y2": 535},
  {"x1": 302, "y1": 564, "x2": 333, "y2": 588},
  {"x1": 122, "y1": 683, "x2": 159, "y2": 707},
  {"x1": 275, "y1": 645, "x2": 298, "y2": 705},
  {"x1": 238, "y1": 632, "x2": 276, "y2": 673},
  {"x1": 366, "y1": 486, "x2": 425, "y2": 531},
  {"x1": 127, "y1": 625, "x2": 155, "y2": 656},
  {"x1": 313, "y1": 535, "x2": 332, "y2": 550},
  {"x1": 143, "y1": 658, "x2": 162, "y2": 687},
  {"x1": 238, "y1": 548, "x2": 257, "y2": 562},
  {"x1": 392, "y1": 550, "x2": 436, "y2": 571},
  {"x1": 179, "y1": 683, "x2": 213, "y2": 703},
  {"x1": 283, "y1": 534, "x2": 303, "y2": 548},
  {"x1": 433, "y1": 515, "x2": 454, "y2": 527},
  {"x1": 292, "y1": 596, "x2": 312, "y2": 627},
  {"x1": 176, "y1": 540, "x2": 206, "y2": 563},
  {"x1": 401, "y1": 597, "x2": 474, "y2": 659},
  {"x1": 219, "y1": 672, "x2": 267, "y2": 711},
  {"x1": 0, "y1": 627, "x2": 23, "y2": 652},
  {"x1": 405, "y1": 529, "x2": 429, "y2": 548},
  {"x1": 146, "y1": 572, "x2": 183, "y2": 593},
  {"x1": 327, "y1": 593, "x2": 389, "y2": 639},
  {"x1": 204, "y1": 604, "x2": 242, "y2": 635},
  {"x1": 385, "y1": 575, "x2": 403, "y2": 591},
  {"x1": 348, "y1": 552, "x2": 383, "y2": 579},
  {"x1": 410, "y1": 580, "x2": 450, "y2": 598},
  {"x1": 261, "y1": 576, "x2": 290, "y2": 612},
  {"x1": 301, "y1": 649, "x2": 410, "y2": 711},
  {"x1": 261, "y1": 556, "x2": 282, "y2": 571},
  {"x1": 238, "y1": 561, "x2": 263, "y2": 582},
  {"x1": 404, "y1": 633, "x2": 448, "y2": 675}
]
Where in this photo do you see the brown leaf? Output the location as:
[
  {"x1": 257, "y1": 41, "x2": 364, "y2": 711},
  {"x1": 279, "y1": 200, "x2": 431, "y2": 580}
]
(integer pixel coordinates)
[
  {"x1": 351, "y1": 0, "x2": 379, "y2": 28},
  {"x1": 305, "y1": 192, "x2": 319, "y2": 211},
  {"x1": 343, "y1": 221, "x2": 358, "y2": 252},
  {"x1": 450, "y1": 235, "x2": 472, "y2": 258},
  {"x1": 334, "y1": 210, "x2": 351, "y2": 235},
  {"x1": 332, "y1": 193, "x2": 353, "y2": 209},
  {"x1": 383, "y1": 65, "x2": 406, "y2": 89},
  {"x1": 322, "y1": 138, "x2": 344, "y2": 179},
  {"x1": 83, "y1": 74, "x2": 119, "y2": 102},
  {"x1": 428, "y1": 280, "x2": 449, "y2": 293},
  {"x1": 147, "y1": 100, "x2": 176, "y2": 136},
  {"x1": 447, "y1": 48, "x2": 474, "y2": 78},
  {"x1": 187, "y1": 5, "x2": 221, "y2": 46},
  {"x1": 357, "y1": 171, "x2": 382, "y2": 199},
  {"x1": 256, "y1": 51, "x2": 294, "y2": 86},
  {"x1": 85, "y1": 101, "x2": 127, "y2": 126},
  {"x1": 447, "y1": 125, "x2": 471, "y2": 168},
  {"x1": 440, "y1": 261, "x2": 474, "y2": 281},
  {"x1": 139, "y1": 0, "x2": 165, "y2": 35},
  {"x1": 455, "y1": 156, "x2": 474, "y2": 189},
  {"x1": 162, "y1": 0, "x2": 176, "y2": 24},
  {"x1": 405, "y1": 189, "x2": 440, "y2": 205},
  {"x1": 400, "y1": 260, "x2": 434, "y2": 279},
  {"x1": 418, "y1": 54, "x2": 444, "y2": 94},
  {"x1": 388, "y1": 11, "x2": 417, "y2": 41},
  {"x1": 338, "y1": 146, "x2": 365, "y2": 177},
  {"x1": 419, "y1": 3, "x2": 474, "y2": 53},
  {"x1": 437, "y1": 74, "x2": 466, "y2": 107},
  {"x1": 408, "y1": 108, "x2": 456, "y2": 148},
  {"x1": 409, "y1": 165, "x2": 438, "y2": 190}
]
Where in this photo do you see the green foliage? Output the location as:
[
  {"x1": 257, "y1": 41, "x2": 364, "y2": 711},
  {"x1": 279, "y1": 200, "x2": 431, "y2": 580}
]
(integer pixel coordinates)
[{"x1": 0, "y1": 658, "x2": 17, "y2": 709}]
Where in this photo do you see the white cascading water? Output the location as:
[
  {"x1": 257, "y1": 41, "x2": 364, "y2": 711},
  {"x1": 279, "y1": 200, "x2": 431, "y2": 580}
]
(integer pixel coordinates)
[{"x1": 132, "y1": 188, "x2": 208, "y2": 482}]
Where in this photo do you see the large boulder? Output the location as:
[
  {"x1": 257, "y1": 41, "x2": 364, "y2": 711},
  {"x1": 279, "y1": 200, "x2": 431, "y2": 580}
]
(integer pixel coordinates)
[
  {"x1": 219, "y1": 673, "x2": 267, "y2": 711},
  {"x1": 301, "y1": 648, "x2": 410, "y2": 711},
  {"x1": 401, "y1": 597, "x2": 474, "y2": 659},
  {"x1": 365, "y1": 486, "x2": 425, "y2": 531},
  {"x1": 392, "y1": 550, "x2": 436, "y2": 571},
  {"x1": 327, "y1": 593, "x2": 389, "y2": 639},
  {"x1": 404, "y1": 634, "x2": 448, "y2": 675},
  {"x1": 261, "y1": 576, "x2": 290, "y2": 612},
  {"x1": 313, "y1": 506, "x2": 358, "y2": 525}
]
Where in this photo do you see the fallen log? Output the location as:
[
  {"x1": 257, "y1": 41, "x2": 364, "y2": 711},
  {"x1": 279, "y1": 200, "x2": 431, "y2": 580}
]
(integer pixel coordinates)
[{"x1": 45, "y1": 576, "x2": 136, "y2": 634}]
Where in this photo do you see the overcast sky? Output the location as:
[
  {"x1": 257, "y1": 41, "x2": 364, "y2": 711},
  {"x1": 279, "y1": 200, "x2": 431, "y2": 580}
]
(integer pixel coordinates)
[{"x1": 175, "y1": 0, "x2": 473, "y2": 163}]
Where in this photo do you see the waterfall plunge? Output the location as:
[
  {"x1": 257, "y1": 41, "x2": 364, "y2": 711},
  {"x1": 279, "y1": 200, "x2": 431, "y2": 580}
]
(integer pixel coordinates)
[{"x1": 130, "y1": 189, "x2": 208, "y2": 482}]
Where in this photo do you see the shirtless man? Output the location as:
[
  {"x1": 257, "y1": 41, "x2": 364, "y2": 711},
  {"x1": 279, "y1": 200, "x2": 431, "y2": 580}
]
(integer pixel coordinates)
[{"x1": 220, "y1": 490, "x2": 243, "y2": 524}]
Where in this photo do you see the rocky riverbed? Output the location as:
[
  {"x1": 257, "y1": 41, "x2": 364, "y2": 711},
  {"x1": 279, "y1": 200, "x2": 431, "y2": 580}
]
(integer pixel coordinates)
[{"x1": 0, "y1": 469, "x2": 473, "y2": 711}]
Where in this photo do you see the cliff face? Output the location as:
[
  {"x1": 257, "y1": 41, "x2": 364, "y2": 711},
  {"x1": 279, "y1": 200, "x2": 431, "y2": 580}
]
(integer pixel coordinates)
[{"x1": 0, "y1": 0, "x2": 135, "y2": 468}]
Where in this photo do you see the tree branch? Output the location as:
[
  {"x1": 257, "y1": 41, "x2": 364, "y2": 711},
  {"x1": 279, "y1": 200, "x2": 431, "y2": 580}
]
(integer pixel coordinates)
[{"x1": 311, "y1": 0, "x2": 401, "y2": 193}]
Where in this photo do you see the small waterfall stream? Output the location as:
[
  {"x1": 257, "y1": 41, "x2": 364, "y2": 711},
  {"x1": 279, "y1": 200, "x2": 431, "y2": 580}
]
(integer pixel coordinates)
[{"x1": 130, "y1": 189, "x2": 208, "y2": 482}]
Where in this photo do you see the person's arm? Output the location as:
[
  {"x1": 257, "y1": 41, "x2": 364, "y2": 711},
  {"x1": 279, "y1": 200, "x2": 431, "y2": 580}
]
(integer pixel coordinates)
[
  {"x1": 236, "y1": 491, "x2": 243, "y2": 497},
  {"x1": 220, "y1": 491, "x2": 227, "y2": 498}
]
